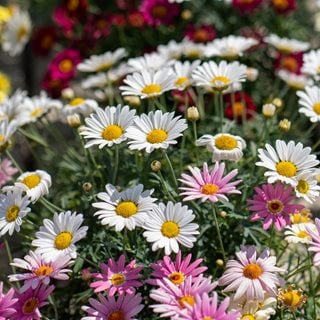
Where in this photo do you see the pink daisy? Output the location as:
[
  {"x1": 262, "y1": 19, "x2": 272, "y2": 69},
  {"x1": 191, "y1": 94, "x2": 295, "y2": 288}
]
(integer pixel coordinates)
[
  {"x1": 0, "y1": 281, "x2": 17, "y2": 319},
  {"x1": 174, "y1": 292, "x2": 240, "y2": 320},
  {"x1": 0, "y1": 158, "x2": 18, "y2": 187},
  {"x1": 8, "y1": 250, "x2": 72, "y2": 292},
  {"x1": 90, "y1": 254, "x2": 143, "y2": 296},
  {"x1": 12, "y1": 284, "x2": 54, "y2": 320},
  {"x1": 81, "y1": 293, "x2": 144, "y2": 320},
  {"x1": 148, "y1": 250, "x2": 207, "y2": 286},
  {"x1": 139, "y1": 0, "x2": 180, "y2": 26},
  {"x1": 218, "y1": 246, "x2": 285, "y2": 302},
  {"x1": 150, "y1": 275, "x2": 216, "y2": 318},
  {"x1": 306, "y1": 218, "x2": 320, "y2": 266},
  {"x1": 179, "y1": 162, "x2": 241, "y2": 202},
  {"x1": 247, "y1": 182, "x2": 304, "y2": 231}
]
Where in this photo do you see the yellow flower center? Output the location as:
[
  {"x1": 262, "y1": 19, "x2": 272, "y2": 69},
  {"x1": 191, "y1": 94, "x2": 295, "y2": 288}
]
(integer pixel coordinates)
[
  {"x1": 102, "y1": 125, "x2": 123, "y2": 141},
  {"x1": 297, "y1": 230, "x2": 309, "y2": 238},
  {"x1": 276, "y1": 161, "x2": 297, "y2": 177},
  {"x1": 233, "y1": 102, "x2": 245, "y2": 116},
  {"x1": 152, "y1": 5, "x2": 167, "y2": 18},
  {"x1": 35, "y1": 265, "x2": 54, "y2": 277},
  {"x1": 267, "y1": 200, "x2": 284, "y2": 214},
  {"x1": 272, "y1": 0, "x2": 289, "y2": 9},
  {"x1": 243, "y1": 263, "x2": 263, "y2": 279},
  {"x1": 69, "y1": 97, "x2": 85, "y2": 106},
  {"x1": 0, "y1": 6, "x2": 12, "y2": 24},
  {"x1": 215, "y1": 135, "x2": 237, "y2": 150},
  {"x1": 277, "y1": 45, "x2": 293, "y2": 54},
  {"x1": 281, "y1": 291, "x2": 302, "y2": 307},
  {"x1": 97, "y1": 62, "x2": 113, "y2": 72},
  {"x1": 241, "y1": 315, "x2": 255, "y2": 320},
  {"x1": 5, "y1": 205, "x2": 20, "y2": 222},
  {"x1": 281, "y1": 57, "x2": 299, "y2": 73},
  {"x1": 115, "y1": 201, "x2": 138, "y2": 218},
  {"x1": 161, "y1": 221, "x2": 180, "y2": 238},
  {"x1": 175, "y1": 76, "x2": 189, "y2": 87},
  {"x1": 313, "y1": 103, "x2": 320, "y2": 115},
  {"x1": 30, "y1": 107, "x2": 44, "y2": 118},
  {"x1": 210, "y1": 76, "x2": 230, "y2": 91},
  {"x1": 41, "y1": 35, "x2": 53, "y2": 49},
  {"x1": 202, "y1": 317, "x2": 215, "y2": 320},
  {"x1": 54, "y1": 231, "x2": 73, "y2": 250},
  {"x1": 0, "y1": 72, "x2": 11, "y2": 94},
  {"x1": 146, "y1": 129, "x2": 167, "y2": 144},
  {"x1": 110, "y1": 273, "x2": 126, "y2": 286},
  {"x1": 17, "y1": 25, "x2": 28, "y2": 41},
  {"x1": 108, "y1": 310, "x2": 125, "y2": 320},
  {"x1": 168, "y1": 271, "x2": 185, "y2": 285},
  {"x1": 179, "y1": 295, "x2": 195, "y2": 308},
  {"x1": 201, "y1": 183, "x2": 220, "y2": 195},
  {"x1": 186, "y1": 50, "x2": 201, "y2": 59},
  {"x1": 296, "y1": 180, "x2": 309, "y2": 194},
  {"x1": 22, "y1": 297, "x2": 39, "y2": 314},
  {"x1": 59, "y1": 59, "x2": 73, "y2": 73},
  {"x1": 292, "y1": 211, "x2": 311, "y2": 224},
  {"x1": 22, "y1": 174, "x2": 41, "y2": 189},
  {"x1": 141, "y1": 84, "x2": 162, "y2": 95},
  {"x1": 67, "y1": 0, "x2": 79, "y2": 11}
]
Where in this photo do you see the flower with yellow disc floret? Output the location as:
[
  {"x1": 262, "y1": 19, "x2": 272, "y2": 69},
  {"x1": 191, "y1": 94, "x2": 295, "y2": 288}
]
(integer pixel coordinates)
[{"x1": 277, "y1": 285, "x2": 307, "y2": 311}]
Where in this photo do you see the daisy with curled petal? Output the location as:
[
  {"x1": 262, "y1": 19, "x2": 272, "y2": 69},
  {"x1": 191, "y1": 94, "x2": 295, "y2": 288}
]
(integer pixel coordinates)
[
  {"x1": 0, "y1": 189, "x2": 30, "y2": 236},
  {"x1": 125, "y1": 110, "x2": 188, "y2": 153},
  {"x1": 32, "y1": 211, "x2": 88, "y2": 260},
  {"x1": 0, "y1": 281, "x2": 17, "y2": 319},
  {"x1": 8, "y1": 250, "x2": 72, "y2": 292},
  {"x1": 119, "y1": 68, "x2": 176, "y2": 99},
  {"x1": 90, "y1": 254, "x2": 143, "y2": 295},
  {"x1": 247, "y1": 182, "x2": 304, "y2": 231},
  {"x1": 77, "y1": 48, "x2": 127, "y2": 72},
  {"x1": 92, "y1": 183, "x2": 157, "y2": 231},
  {"x1": 306, "y1": 218, "x2": 320, "y2": 266},
  {"x1": 284, "y1": 223, "x2": 316, "y2": 244},
  {"x1": 192, "y1": 60, "x2": 247, "y2": 92},
  {"x1": 256, "y1": 140, "x2": 319, "y2": 187},
  {"x1": 80, "y1": 105, "x2": 136, "y2": 149},
  {"x1": 81, "y1": 292, "x2": 144, "y2": 320},
  {"x1": 62, "y1": 97, "x2": 98, "y2": 117},
  {"x1": 277, "y1": 69, "x2": 312, "y2": 90},
  {"x1": 143, "y1": 201, "x2": 199, "y2": 255},
  {"x1": 302, "y1": 49, "x2": 320, "y2": 78},
  {"x1": 196, "y1": 133, "x2": 246, "y2": 162},
  {"x1": 297, "y1": 86, "x2": 320, "y2": 122},
  {"x1": 218, "y1": 245, "x2": 285, "y2": 302},
  {"x1": 148, "y1": 250, "x2": 207, "y2": 286},
  {"x1": 172, "y1": 60, "x2": 201, "y2": 91},
  {"x1": 264, "y1": 34, "x2": 310, "y2": 54},
  {"x1": 294, "y1": 171, "x2": 320, "y2": 203},
  {"x1": 179, "y1": 162, "x2": 241, "y2": 203}
]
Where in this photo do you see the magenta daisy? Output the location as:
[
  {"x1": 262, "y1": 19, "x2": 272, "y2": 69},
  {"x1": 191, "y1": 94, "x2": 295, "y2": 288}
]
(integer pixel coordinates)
[
  {"x1": 81, "y1": 293, "x2": 144, "y2": 320},
  {"x1": 179, "y1": 162, "x2": 241, "y2": 202},
  {"x1": 174, "y1": 292, "x2": 240, "y2": 320},
  {"x1": 247, "y1": 182, "x2": 304, "y2": 231},
  {"x1": 0, "y1": 281, "x2": 17, "y2": 319},
  {"x1": 90, "y1": 254, "x2": 143, "y2": 295},
  {"x1": 12, "y1": 284, "x2": 54, "y2": 320},
  {"x1": 150, "y1": 275, "x2": 216, "y2": 318},
  {"x1": 148, "y1": 250, "x2": 207, "y2": 286},
  {"x1": 306, "y1": 218, "x2": 320, "y2": 266},
  {"x1": 8, "y1": 250, "x2": 72, "y2": 292},
  {"x1": 218, "y1": 246, "x2": 285, "y2": 302}
]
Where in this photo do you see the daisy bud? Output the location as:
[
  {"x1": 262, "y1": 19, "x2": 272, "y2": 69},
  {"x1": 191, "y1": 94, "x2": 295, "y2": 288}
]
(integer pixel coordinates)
[
  {"x1": 187, "y1": 106, "x2": 199, "y2": 121},
  {"x1": 246, "y1": 67, "x2": 259, "y2": 81},
  {"x1": 67, "y1": 114, "x2": 81, "y2": 128},
  {"x1": 279, "y1": 119, "x2": 291, "y2": 132},
  {"x1": 219, "y1": 210, "x2": 227, "y2": 218},
  {"x1": 123, "y1": 95, "x2": 141, "y2": 108},
  {"x1": 61, "y1": 87, "x2": 74, "y2": 100},
  {"x1": 181, "y1": 9, "x2": 192, "y2": 20},
  {"x1": 215, "y1": 259, "x2": 224, "y2": 267},
  {"x1": 82, "y1": 182, "x2": 93, "y2": 193},
  {"x1": 277, "y1": 285, "x2": 307, "y2": 311},
  {"x1": 262, "y1": 103, "x2": 276, "y2": 118},
  {"x1": 151, "y1": 160, "x2": 161, "y2": 172},
  {"x1": 81, "y1": 268, "x2": 92, "y2": 281},
  {"x1": 272, "y1": 97, "x2": 283, "y2": 108}
]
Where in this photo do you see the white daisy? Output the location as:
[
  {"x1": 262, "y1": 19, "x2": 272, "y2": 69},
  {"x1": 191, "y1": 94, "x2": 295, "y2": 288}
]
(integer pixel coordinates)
[
  {"x1": 62, "y1": 97, "x2": 98, "y2": 117},
  {"x1": 297, "y1": 86, "x2": 320, "y2": 122},
  {"x1": 125, "y1": 110, "x2": 188, "y2": 153},
  {"x1": 119, "y1": 69, "x2": 176, "y2": 99},
  {"x1": 81, "y1": 73, "x2": 108, "y2": 89},
  {"x1": 157, "y1": 40, "x2": 184, "y2": 60},
  {"x1": 92, "y1": 184, "x2": 157, "y2": 231},
  {"x1": 284, "y1": 223, "x2": 316, "y2": 244},
  {"x1": 205, "y1": 36, "x2": 258, "y2": 58},
  {"x1": 143, "y1": 201, "x2": 199, "y2": 255},
  {"x1": 0, "y1": 119, "x2": 18, "y2": 151},
  {"x1": 32, "y1": 211, "x2": 88, "y2": 260},
  {"x1": 0, "y1": 190, "x2": 30, "y2": 236},
  {"x1": 105, "y1": 62, "x2": 130, "y2": 83},
  {"x1": 302, "y1": 49, "x2": 320, "y2": 78},
  {"x1": 171, "y1": 60, "x2": 201, "y2": 90},
  {"x1": 1, "y1": 9, "x2": 31, "y2": 56},
  {"x1": 256, "y1": 140, "x2": 319, "y2": 187},
  {"x1": 277, "y1": 70, "x2": 313, "y2": 90},
  {"x1": 196, "y1": 133, "x2": 246, "y2": 162},
  {"x1": 77, "y1": 48, "x2": 127, "y2": 72},
  {"x1": 12, "y1": 170, "x2": 52, "y2": 203},
  {"x1": 264, "y1": 34, "x2": 310, "y2": 53},
  {"x1": 192, "y1": 60, "x2": 247, "y2": 92},
  {"x1": 80, "y1": 105, "x2": 136, "y2": 149},
  {"x1": 181, "y1": 39, "x2": 206, "y2": 59},
  {"x1": 294, "y1": 171, "x2": 320, "y2": 203}
]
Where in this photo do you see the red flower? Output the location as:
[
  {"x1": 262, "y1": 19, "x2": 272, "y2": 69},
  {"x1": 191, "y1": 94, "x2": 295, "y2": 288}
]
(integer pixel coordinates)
[
  {"x1": 116, "y1": 0, "x2": 136, "y2": 10},
  {"x1": 232, "y1": 0, "x2": 264, "y2": 13},
  {"x1": 184, "y1": 24, "x2": 216, "y2": 43},
  {"x1": 224, "y1": 92, "x2": 256, "y2": 122},
  {"x1": 110, "y1": 14, "x2": 127, "y2": 27},
  {"x1": 84, "y1": 13, "x2": 111, "y2": 39},
  {"x1": 31, "y1": 26, "x2": 58, "y2": 56},
  {"x1": 171, "y1": 89, "x2": 196, "y2": 114},
  {"x1": 275, "y1": 52, "x2": 303, "y2": 74},
  {"x1": 53, "y1": 5, "x2": 75, "y2": 35},
  {"x1": 271, "y1": 0, "x2": 296, "y2": 15},
  {"x1": 42, "y1": 71, "x2": 69, "y2": 98},
  {"x1": 128, "y1": 11, "x2": 145, "y2": 29}
]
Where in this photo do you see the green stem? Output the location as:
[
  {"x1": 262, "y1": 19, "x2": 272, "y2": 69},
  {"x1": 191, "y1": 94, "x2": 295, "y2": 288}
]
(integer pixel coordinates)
[
  {"x1": 112, "y1": 145, "x2": 119, "y2": 185},
  {"x1": 192, "y1": 121, "x2": 199, "y2": 166},
  {"x1": 4, "y1": 238, "x2": 16, "y2": 275},
  {"x1": 158, "y1": 171, "x2": 176, "y2": 202},
  {"x1": 5, "y1": 150, "x2": 23, "y2": 173},
  {"x1": 307, "y1": 250, "x2": 317, "y2": 320},
  {"x1": 40, "y1": 197, "x2": 63, "y2": 212},
  {"x1": 218, "y1": 93, "x2": 224, "y2": 132},
  {"x1": 211, "y1": 204, "x2": 226, "y2": 262},
  {"x1": 162, "y1": 150, "x2": 178, "y2": 188},
  {"x1": 48, "y1": 294, "x2": 59, "y2": 320},
  {"x1": 292, "y1": 310, "x2": 297, "y2": 320}
]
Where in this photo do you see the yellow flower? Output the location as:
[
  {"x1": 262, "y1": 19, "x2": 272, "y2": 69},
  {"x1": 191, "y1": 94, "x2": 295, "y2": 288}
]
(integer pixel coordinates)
[{"x1": 278, "y1": 285, "x2": 307, "y2": 311}]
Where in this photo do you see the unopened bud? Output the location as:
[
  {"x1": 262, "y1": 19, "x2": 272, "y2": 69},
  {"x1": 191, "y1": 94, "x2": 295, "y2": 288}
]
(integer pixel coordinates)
[
  {"x1": 81, "y1": 268, "x2": 92, "y2": 281},
  {"x1": 187, "y1": 106, "x2": 199, "y2": 121},
  {"x1": 82, "y1": 182, "x2": 93, "y2": 193},
  {"x1": 181, "y1": 9, "x2": 192, "y2": 20},
  {"x1": 123, "y1": 96, "x2": 141, "y2": 108},
  {"x1": 272, "y1": 98, "x2": 283, "y2": 109},
  {"x1": 262, "y1": 103, "x2": 276, "y2": 118},
  {"x1": 151, "y1": 160, "x2": 162, "y2": 172},
  {"x1": 279, "y1": 119, "x2": 291, "y2": 132},
  {"x1": 246, "y1": 67, "x2": 259, "y2": 82},
  {"x1": 61, "y1": 87, "x2": 74, "y2": 100},
  {"x1": 219, "y1": 210, "x2": 227, "y2": 218},
  {"x1": 67, "y1": 114, "x2": 81, "y2": 128},
  {"x1": 215, "y1": 259, "x2": 224, "y2": 267}
]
